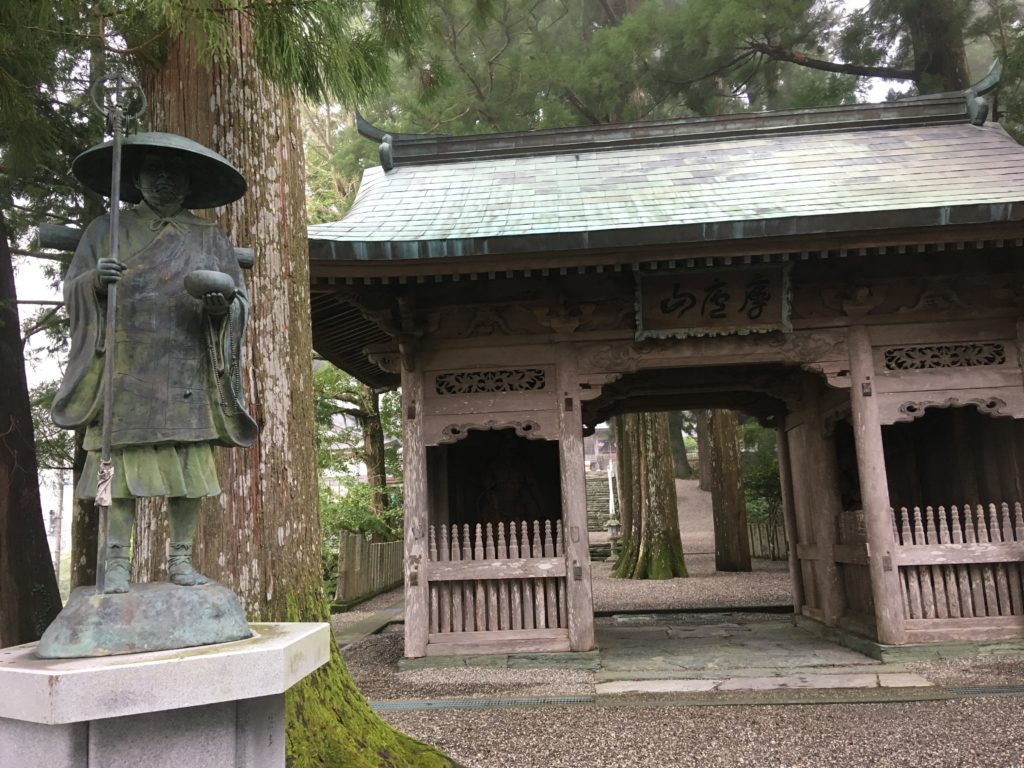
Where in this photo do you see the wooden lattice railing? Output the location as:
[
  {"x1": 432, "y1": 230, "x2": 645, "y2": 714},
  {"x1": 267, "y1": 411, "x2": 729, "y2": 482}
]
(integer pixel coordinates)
[
  {"x1": 893, "y1": 503, "x2": 1024, "y2": 622},
  {"x1": 426, "y1": 520, "x2": 568, "y2": 652}
]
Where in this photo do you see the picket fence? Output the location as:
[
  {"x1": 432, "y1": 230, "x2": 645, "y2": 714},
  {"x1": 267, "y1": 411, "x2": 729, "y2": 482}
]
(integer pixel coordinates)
[
  {"x1": 893, "y1": 503, "x2": 1024, "y2": 621},
  {"x1": 334, "y1": 532, "x2": 403, "y2": 607},
  {"x1": 748, "y1": 521, "x2": 788, "y2": 560},
  {"x1": 427, "y1": 520, "x2": 568, "y2": 636}
]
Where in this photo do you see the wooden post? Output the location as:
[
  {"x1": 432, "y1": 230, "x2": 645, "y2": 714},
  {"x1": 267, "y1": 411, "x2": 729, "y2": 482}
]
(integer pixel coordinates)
[
  {"x1": 800, "y1": 378, "x2": 845, "y2": 626},
  {"x1": 557, "y1": 346, "x2": 595, "y2": 651},
  {"x1": 847, "y1": 325, "x2": 906, "y2": 645},
  {"x1": 776, "y1": 426, "x2": 805, "y2": 614},
  {"x1": 402, "y1": 365, "x2": 430, "y2": 657}
]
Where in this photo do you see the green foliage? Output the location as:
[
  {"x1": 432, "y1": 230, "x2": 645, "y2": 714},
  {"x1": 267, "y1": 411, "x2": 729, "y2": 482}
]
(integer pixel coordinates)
[
  {"x1": 740, "y1": 421, "x2": 782, "y2": 524},
  {"x1": 321, "y1": 481, "x2": 403, "y2": 541},
  {"x1": 313, "y1": 362, "x2": 401, "y2": 477},
  {"x1": 109, "y1": 0, "x2": 426, "y2": 104},
  {"x1": 319, "y1": 480, "x2": 402, "y2": 591},
  {"x1": 29, "y1": 380, "x2": 74, "y2": 472}
]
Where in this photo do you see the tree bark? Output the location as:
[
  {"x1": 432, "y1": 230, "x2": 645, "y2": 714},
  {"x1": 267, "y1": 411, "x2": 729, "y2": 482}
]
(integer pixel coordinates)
[
  {"x1": 613, "y1": 412, "x2": 686, "y2": 579},
  {"x1": 0, "y1": 216, "x2": 62, "y2": 647},
  {"x1": 898, "y1": 0, "x2": 970, "y2": 93},
  {"x1": 709, "y1": 410, "x2": 751, "y2": 572},
  {"x1": 611, "y1": 413, "x2": 640, "y2": 576},
  {"x1": 667, "y1": 411, "x2": 693, "y2": 478},
  {"x1": 69, "y1": 436, "x2": 98, "y2": 589},
  {"x1": 362, "y1": 384, "x2": 389, "y2": 516},
  {"x1": 136, "y1": 23, "x2": 457, "y2": 768},
  {"x1": 696, "y1": 409, "x2": 713, "y2": 491}
]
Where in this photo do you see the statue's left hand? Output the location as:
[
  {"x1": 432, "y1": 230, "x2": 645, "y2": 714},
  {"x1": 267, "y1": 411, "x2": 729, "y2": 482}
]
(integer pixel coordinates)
[{"x1": 202, "y1": 292, "x2": 232, "y2": 317}]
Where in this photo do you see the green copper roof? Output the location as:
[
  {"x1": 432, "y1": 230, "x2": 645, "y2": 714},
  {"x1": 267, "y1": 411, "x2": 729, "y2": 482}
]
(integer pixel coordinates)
[{"x1": 308, "y1": 94, "x2": 1024, "y2": 263}]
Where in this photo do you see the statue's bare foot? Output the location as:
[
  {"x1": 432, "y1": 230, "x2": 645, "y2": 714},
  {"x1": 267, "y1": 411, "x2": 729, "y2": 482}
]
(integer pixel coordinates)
[{"x1": 103, "y1": 558, "x2": 131, "y2": 594}]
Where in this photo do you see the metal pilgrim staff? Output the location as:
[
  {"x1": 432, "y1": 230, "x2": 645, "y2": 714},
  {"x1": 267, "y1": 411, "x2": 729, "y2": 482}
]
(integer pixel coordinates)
[{"x1": 51, "y1": 69, "x2": 258, "y2": 595}]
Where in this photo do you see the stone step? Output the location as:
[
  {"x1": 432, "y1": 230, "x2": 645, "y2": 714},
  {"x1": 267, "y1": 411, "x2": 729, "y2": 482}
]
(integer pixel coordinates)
[{"x1": 595, "y1": 672, "x2": 933, "y2": 695}]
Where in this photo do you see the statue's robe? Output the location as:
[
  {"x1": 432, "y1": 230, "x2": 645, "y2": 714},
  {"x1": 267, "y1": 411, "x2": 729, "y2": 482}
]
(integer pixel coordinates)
[{"x1": 52, "y1": 206, "x2": 257, "y2": 498}]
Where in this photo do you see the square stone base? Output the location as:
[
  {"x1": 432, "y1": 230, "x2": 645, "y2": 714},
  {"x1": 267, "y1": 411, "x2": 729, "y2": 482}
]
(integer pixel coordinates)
[
  {"x1": 0, "y1": 622, "x2": 329, "y2": 768},
  {"x1": 3, "y1": 695, "x2": 283, "y2": 768}
]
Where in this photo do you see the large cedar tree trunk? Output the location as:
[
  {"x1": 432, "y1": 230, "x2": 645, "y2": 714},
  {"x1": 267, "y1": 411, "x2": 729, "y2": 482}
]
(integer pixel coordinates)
[
  {"x1": 131, "y1": 24, "x2": 456, "y2": 768},
  {"x1": 709, "y1": 410, "x2": 751, "y2": 572},
  {"x1": 362, "y1": 384, "x2": 389, "y2": 516},
  {"x1": 695, "y1": 409, "x2": 713, "y2": 491},
  {"x1": 69, "y1": 438, "x2": 98, "y2": 588},
  {"x1": 667, "y1": 411, "x2": 693, "y2": 478},
  {"x1": 0, "y1": 218, "x2": 62, "y2": 646},
  {"x1": 613, "y1": 412, "x2": 686, "y2": 579},
  {"x1": 899, "y1": 0, "x2": 970, "y2": 93},
  {"x1": 611, "y1": 413, "x2": 640, "y2": 574}
]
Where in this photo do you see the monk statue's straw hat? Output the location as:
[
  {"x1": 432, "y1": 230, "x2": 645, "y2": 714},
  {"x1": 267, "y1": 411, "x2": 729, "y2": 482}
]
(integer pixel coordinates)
[{"x1": 71, "y1": 132, "x2": 246, "y2": 209}]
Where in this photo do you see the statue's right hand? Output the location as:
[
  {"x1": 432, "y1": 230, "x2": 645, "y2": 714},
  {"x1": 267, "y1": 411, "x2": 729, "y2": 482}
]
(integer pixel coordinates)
[{"x1": 94, "y1": 258, "x2": 126, "y2": 291}]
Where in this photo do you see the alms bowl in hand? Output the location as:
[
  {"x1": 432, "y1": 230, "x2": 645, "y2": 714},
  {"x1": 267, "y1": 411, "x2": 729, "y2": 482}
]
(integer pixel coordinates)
[{"x1": 185, "y1": 270, "x2": 236, "y2": 301}]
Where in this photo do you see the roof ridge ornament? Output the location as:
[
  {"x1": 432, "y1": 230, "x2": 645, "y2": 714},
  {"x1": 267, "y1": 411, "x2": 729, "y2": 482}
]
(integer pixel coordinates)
[
  {"x1": 964, "y1": 60, "x2": 1003, "y2": 126},
  {"x1": 356, "y1": 112, "x2": 451, "y2": 172},
  {"x1": 380, "y1": 133, "x2": 394, "y2": 171}
]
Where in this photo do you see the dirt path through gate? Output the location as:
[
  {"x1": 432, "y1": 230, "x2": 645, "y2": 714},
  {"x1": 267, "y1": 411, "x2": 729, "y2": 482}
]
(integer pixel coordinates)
[{"x1": 589, "y1": 478, "x2": 791, "y2": 613}]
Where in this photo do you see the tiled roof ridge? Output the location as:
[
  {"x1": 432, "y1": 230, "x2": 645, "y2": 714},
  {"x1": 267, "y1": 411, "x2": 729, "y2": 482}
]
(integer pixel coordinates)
[{"x1": 357, "y1": 90, "x2": 986, "y2": 171}]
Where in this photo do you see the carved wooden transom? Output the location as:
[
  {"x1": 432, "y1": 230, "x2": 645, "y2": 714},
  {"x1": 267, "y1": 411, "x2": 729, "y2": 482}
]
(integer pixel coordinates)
[
  {"x1": 435, "y1": 368, "x2": 547, "y2": 395},
  {"x1": 883, "y1": 343, "x2": 1006, "y2": 371}
]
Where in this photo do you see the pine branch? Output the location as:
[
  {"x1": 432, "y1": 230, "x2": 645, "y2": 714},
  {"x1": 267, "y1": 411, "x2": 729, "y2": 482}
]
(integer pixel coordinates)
[
  {"x1": 745, "y1": 40, "x2": 917, "y2": 82},
  {"x1": 562, "y1": 87, "x2": 605, "y2": 125},
  {"x1": 19, "y1": 305, "x2": 60, "y2": 346}
]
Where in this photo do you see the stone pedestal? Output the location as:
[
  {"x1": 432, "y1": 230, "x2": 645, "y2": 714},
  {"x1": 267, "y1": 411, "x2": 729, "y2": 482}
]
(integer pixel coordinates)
[{"x1": 0, "y1": 622, "x2": 330, "y2": 768}]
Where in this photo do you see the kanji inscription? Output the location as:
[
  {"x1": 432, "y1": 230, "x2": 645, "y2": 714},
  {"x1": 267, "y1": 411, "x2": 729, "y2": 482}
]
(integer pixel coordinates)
[{"x1": 636, "y1": 265, "x2": 791, "y2": 339}]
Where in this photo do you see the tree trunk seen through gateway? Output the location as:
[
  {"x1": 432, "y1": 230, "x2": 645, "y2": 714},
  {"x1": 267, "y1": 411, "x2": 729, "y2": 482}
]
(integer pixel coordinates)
[
  {"x1": 667, "y1": 410, "x2": 693, "y2": 478},
  {"x1": 362, "y1": 383, "x2": 389, "y2": 517},
  {"x1": 133, "y1": 22, "x2": 457, "y2": 768},
  {"x1": 696, "y1": 409, "x2": 713, "y2": 491},
  {"x1": 0, "y1": 217, "x2": 62, "y2": 647},
  {"x1": 613, "y1": 412, "x2": 687, "y2": 580},
  {"x1": 709, "y1": 409, "x2": 751, "y2": 572}
]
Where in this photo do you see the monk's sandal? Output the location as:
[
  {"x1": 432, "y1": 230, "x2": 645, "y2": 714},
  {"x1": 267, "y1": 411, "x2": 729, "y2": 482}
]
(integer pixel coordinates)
[
  {"x1": 103, "y1": 553, "x2": 131, "y2": 594},
  {"x1": 168, "y1": 543, "x2": 209, "y2": 586}
]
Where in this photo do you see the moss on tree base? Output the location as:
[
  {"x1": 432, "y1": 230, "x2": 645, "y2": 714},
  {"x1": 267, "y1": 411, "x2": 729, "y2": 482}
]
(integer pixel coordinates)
[
  {"x1": 284, "y1": 593, "x2": 462, "y2": 768},
  {"x1": 286, "y1": 645, "x2": 461, "y2": 768}
]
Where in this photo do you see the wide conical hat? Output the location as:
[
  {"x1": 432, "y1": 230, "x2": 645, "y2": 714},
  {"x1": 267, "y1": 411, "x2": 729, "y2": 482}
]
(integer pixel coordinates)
[{"x1": 71, "y1": 131, "x2": 246, "y2": 209}]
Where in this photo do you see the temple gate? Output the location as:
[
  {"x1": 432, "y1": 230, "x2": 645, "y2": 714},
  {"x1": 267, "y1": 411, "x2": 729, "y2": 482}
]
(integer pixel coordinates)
[{"x1": 308, "y1": 77, "x2": 1024, "y2": 657}]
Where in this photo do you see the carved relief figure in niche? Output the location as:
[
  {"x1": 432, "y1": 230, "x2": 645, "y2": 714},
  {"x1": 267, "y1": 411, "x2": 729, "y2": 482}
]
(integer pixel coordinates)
[{"x1": 477, "y1": 433, "x2": 547, "y2": 526}]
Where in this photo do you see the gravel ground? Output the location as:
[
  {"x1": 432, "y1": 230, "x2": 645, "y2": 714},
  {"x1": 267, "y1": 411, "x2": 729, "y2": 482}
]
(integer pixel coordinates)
[
  {"x1": 342, "y1": 625, "x2": 595, "y2": 700},
  {"x1": 338, "y1": 479, "x2": 1024, "y2": 767},
  {"x1": 591, "y1": 556, "x2": 791, "y2": 612},
  {"x1": 592, "y1": 479, "x2": 792, "y2": 612},
  {"x1": 381, "y1": 698, "x2": 1024, "y2": 768},
  {"x1": 902, "y1": 655, "x2": 1024, "y2": 687}
]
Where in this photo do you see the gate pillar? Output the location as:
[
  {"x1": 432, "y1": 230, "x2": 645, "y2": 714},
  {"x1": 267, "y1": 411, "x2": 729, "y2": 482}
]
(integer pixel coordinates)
[
  {"x1": 557, "y1": 345, "x2": 596, "y2": 651},
  {"x1": 402, "y1": 365, "x2": 430, "y2": 657},
  {"x1": 848, "y1": 326, "x2": 906, "y2": 645}
]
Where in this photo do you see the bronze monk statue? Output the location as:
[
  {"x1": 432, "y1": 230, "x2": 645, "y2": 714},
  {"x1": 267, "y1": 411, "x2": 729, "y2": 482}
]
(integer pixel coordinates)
[{"x1": 52, "y1": 133, "x2": 258, "y2": 594}]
